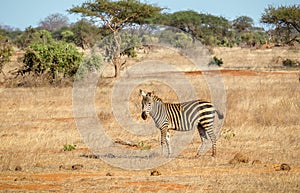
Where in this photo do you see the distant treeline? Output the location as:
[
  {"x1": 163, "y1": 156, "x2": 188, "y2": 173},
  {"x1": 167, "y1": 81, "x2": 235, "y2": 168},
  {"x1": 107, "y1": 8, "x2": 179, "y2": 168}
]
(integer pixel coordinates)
[
  {"x1": 0, "y1": 1, "x2": 299, "y2": 84},
  {"x1": 1, "y1": 4, "x2": 299, "y2": 49}
]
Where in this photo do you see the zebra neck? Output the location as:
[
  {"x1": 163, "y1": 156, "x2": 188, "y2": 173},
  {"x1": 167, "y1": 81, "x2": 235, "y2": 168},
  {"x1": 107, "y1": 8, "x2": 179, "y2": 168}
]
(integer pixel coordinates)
[{"x1": 150, "y1": 100, "x2": 167, "y2": 127}]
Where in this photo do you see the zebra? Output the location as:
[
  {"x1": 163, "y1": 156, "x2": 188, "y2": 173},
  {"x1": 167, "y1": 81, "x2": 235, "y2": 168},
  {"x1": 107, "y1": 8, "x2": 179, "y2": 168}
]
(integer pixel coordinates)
[{"x1": 140, "y1": 89, "x2": 224, "y2": 157}]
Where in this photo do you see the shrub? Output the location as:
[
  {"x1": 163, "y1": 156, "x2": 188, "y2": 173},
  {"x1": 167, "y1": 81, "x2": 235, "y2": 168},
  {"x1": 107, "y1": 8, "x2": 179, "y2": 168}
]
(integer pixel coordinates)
[
  {"x1": 63, "y1": 144, "x2": 76, "y2": 151},
  {"x1": 282, "y1": 59, "x2": 300, "y2": 68},
  {"x1": 209, "y1": 56, "x2": 223, "y2": 67},
  {"x1": 15, "y1": 28, "x2": 54, "y2": 49},
  {"x1": 138, "y1": 141, "x2": 151, "y2": 150},
  {"x1": 20, "y1": 41, "x2": 83, "y2": 82},
  {"x1": 0, "y1": 36, "x2": 14, "y2": 76},
  {"x1": 75, "y1": 54, "x2": 102, "y2": 79}
]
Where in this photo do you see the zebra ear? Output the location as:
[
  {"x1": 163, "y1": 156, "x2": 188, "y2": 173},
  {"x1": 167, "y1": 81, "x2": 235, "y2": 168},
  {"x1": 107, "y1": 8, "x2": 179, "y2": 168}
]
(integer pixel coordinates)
[
  {"x1": 140, "y1": 89, "x2": 146, "y2": 97},
  {"x1": 151, "y1": 91, "x2": 155, "y2": 96},
  {"x1": 147, "y1": 91, "x2": 155, "y2": 97}
]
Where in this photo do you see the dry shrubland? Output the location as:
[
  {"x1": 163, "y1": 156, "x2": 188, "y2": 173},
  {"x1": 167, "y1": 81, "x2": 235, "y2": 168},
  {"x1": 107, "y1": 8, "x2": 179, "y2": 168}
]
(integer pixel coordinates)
[{"x1": 0, "y1": 47, "x2": 300, "y2": 192}]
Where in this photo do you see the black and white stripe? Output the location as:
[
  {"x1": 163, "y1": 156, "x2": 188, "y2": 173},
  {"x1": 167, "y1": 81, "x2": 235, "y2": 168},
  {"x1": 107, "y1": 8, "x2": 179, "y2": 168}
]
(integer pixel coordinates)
[{"x1": 140, "y1": 90, "x2": 223, "y2": 157}]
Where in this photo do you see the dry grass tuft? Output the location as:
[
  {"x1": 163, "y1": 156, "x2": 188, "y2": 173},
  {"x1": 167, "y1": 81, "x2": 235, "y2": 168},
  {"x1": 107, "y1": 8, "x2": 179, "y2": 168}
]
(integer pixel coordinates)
[{"x1": 229, "y1": 152, "x2": 250, "y2": 164}]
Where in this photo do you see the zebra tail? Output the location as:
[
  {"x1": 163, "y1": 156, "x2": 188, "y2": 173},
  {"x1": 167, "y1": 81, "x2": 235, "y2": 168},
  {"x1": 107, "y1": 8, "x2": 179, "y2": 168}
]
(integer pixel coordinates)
[{"x1": 215, "y1": 110, "x2": 224, "y2": 119}]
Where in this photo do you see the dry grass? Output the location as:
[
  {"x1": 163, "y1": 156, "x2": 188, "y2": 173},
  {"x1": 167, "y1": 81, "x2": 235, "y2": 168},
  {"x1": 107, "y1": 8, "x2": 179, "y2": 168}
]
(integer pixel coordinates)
[{"x1": 0, "y1": 47, "x2": 300, "y2": 192}]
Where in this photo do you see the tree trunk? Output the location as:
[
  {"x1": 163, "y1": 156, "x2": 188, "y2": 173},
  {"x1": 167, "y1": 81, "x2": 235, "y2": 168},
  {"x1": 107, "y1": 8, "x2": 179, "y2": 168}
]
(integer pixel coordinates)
[
  {"x1": 114, "y1": 57, "x2": 120, "y2": 78},
  {"x1": 113, "y1": 31, "x2": 121, "y2": 78}
]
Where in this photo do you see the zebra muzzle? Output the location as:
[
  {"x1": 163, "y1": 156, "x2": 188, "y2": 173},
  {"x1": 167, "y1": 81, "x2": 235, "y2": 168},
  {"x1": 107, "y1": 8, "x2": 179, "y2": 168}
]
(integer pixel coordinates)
[{"x1": 141, "y1": 112, "x2": 147, "y2": 120}]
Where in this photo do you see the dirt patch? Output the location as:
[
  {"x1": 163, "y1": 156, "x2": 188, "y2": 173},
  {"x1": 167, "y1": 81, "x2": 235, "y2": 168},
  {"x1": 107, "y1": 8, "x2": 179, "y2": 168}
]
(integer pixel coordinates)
[
  {"x1": 184, "y1": 69, "x2": 300, "y2": 77},
  {"x1": 1, "y1": 183, "x2": 62, "y2": 192},
  {"x1": 123, "y1": 181, "x2": 198, "y2": 192}
]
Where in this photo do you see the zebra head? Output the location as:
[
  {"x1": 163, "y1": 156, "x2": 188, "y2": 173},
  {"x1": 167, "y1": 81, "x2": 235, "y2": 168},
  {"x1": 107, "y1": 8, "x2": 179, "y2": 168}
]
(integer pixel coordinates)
[{"x1": 140, "y1": 89, "x2": 155, "y2": 120}]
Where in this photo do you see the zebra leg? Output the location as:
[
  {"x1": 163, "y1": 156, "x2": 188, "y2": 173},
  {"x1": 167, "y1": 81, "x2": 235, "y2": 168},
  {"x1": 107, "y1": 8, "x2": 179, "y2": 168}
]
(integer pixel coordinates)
[
  {"x1": 196, "y1": 126, "x2": 208, "y2": 157},
  {"x1": 160, "y1": 130, "x2": 165, "y2": 156},
  {"x1": 160, "y1": 128, "x2": 171, "y2": 157},
  {"x1": 205, "y1": 126, "x2": 217, "y2": 157},
  {"x1": 165, "y1": 130, "x2": 171, "y2": 156}
]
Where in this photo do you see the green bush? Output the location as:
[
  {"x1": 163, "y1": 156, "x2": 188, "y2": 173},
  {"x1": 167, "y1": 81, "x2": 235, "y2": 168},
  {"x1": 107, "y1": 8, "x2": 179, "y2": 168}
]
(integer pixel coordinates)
[
  {"x1": 138, "y1": 141, "x2": 151, "y2": 150},
  {"x1": 21, "y1": 41, "x2": 83, "y2": 82},
  {"x1": 157, "y1": 30, "x2": 193, "y2": 49},
  {"x1": 15, "y1": 28, "x2": 54, "y2": 49},
  {"x1": 0, "y1": 36, "x2": 14, "y2": 75},
  {"x1": 209, "y1": 56, "x2": 223, "y2": 67},
  {"x1": 63, "y1": 144, "x2": 76, "y2": 151},
  {"x1": 75, "y1": 54, "x2": 102, "y2": 79}
]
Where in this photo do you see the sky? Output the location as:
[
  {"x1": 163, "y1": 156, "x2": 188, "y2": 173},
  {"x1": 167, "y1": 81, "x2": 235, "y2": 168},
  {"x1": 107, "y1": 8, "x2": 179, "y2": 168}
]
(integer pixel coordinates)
[{"x1": 0, "y1": 0, "x2": 298, "y2": 30}]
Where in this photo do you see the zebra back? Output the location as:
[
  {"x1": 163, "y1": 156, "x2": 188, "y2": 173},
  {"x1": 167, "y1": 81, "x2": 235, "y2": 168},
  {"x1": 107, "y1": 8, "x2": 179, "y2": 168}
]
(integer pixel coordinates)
[{"x1": 165, "y1": 100, "x2": 216, "y2": 131}]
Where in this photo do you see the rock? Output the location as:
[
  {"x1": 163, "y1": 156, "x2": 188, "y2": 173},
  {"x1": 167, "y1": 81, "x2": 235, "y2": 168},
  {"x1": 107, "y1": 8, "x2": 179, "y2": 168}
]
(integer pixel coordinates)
[
  {"x1": 15, "y1": 165, "x2": 22, "y2": 171},
  {"x1": 150, "y1": 170, "x2": 161, "y2": 176},
  {"x1": 59, "y1": 164, "x2": 84, "y2": 170},
  {"x1": 14, "y1": 177, "x2": 26, "y2": 181},
  {"x1": 59, "y1": 165, "x2": 66, "y2": 170},
  {"x1": 80, "y1": 154, "x2": 100, "y2": 159},
  {"x1": 72, "y1": 164, "x2": 84, "y2": 170},
  {"x1": 279, "y1": 163, "x2": 291, "y2": 171}
]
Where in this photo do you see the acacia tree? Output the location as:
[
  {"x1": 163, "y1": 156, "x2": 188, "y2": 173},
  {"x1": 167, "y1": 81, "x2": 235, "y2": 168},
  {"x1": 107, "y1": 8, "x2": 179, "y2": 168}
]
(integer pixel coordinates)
[
  {"x1": 232, "y1": 16, "x2": 254, "y2": 32},
  {"x1": 70, "y1": 19, "x2": 103, "y2": 49},
  {"x1": 39, "y1": 13, "x2": 69, "y2": 32},
  {"x1": 162, "y1": 11, "x2": 202, "y2": 42},
  {"x1": 261, "y1": 5, "x2": 300, "y2": 45},
  {"x1": 162, "y1": 11, "x2": 231, "y2": 46},
  {"x1": 69, "y1": 0, "x2": 162, "y2": 77}
]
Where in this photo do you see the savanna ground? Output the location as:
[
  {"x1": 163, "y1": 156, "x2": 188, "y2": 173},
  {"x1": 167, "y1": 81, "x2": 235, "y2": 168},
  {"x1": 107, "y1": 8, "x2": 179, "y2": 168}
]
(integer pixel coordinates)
[{"x1": 0, "y1": 47, "x2": 300, "y2": 192}]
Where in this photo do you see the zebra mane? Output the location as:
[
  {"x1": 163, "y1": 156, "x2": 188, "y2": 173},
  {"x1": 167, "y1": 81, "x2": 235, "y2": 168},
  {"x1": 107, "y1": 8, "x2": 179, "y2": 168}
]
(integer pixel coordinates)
[{"x1": 153, "y1": 95, "x2": 162, "y2": 102}]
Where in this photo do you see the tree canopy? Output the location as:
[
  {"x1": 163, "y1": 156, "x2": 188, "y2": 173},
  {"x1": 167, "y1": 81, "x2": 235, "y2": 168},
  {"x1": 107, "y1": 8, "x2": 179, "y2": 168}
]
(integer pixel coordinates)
[
  {"x1": 39, "y1": 13, "x2": 69, "y2": 32},
  {"x1": 68, "y1": 0, "x2": 163, "y2": 77},
  {"x1": 68, "y1": 0, "x2": 163, "y2": 32},
  {"x1": 261, "y1": 5, "x2": 300, "y2": 44},
  {"x1": 232, "y1": 16, "x2": 254, "y2": 32},
  {"x1": 162, "y1": 10, "x2": 202, "y2": 39}
]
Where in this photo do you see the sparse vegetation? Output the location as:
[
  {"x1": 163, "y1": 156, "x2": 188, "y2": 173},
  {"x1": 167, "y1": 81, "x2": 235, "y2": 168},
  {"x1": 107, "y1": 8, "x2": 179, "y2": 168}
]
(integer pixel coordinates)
[
  {"x1": 0, "y1": 2, "x2": 300, "y2": 192},
  {"x1": 75, "y1": 54, "x2": 103, "y2": 80},
  {"x1": 209, "y1": 56, "x2": 223, "y2": 67},
  {"x1": 63, "y1": 144, "x2": 77, "y2": 151},
  {"x1": 221, "y1": 128, "x2": 236, "y2": 140},
  {"x1": 282, "y1": 58, "x2": 300, "y2": 68},
  {"x1": 0, "y1": 36, "x2": 13, "y2": 77},
  {"x1": 138, "y1": 141, "x2": 151, "y2": 150},
  {"x1": 1, "y1": 67, "x2": 299, "y2": 192}
]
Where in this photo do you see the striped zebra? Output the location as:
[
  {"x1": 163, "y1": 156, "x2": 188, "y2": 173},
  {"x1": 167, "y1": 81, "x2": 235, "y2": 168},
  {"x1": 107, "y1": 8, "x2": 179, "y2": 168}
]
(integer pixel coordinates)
[{"x1": 140, "y1": 89, "x2": 223, "y2": 157}]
